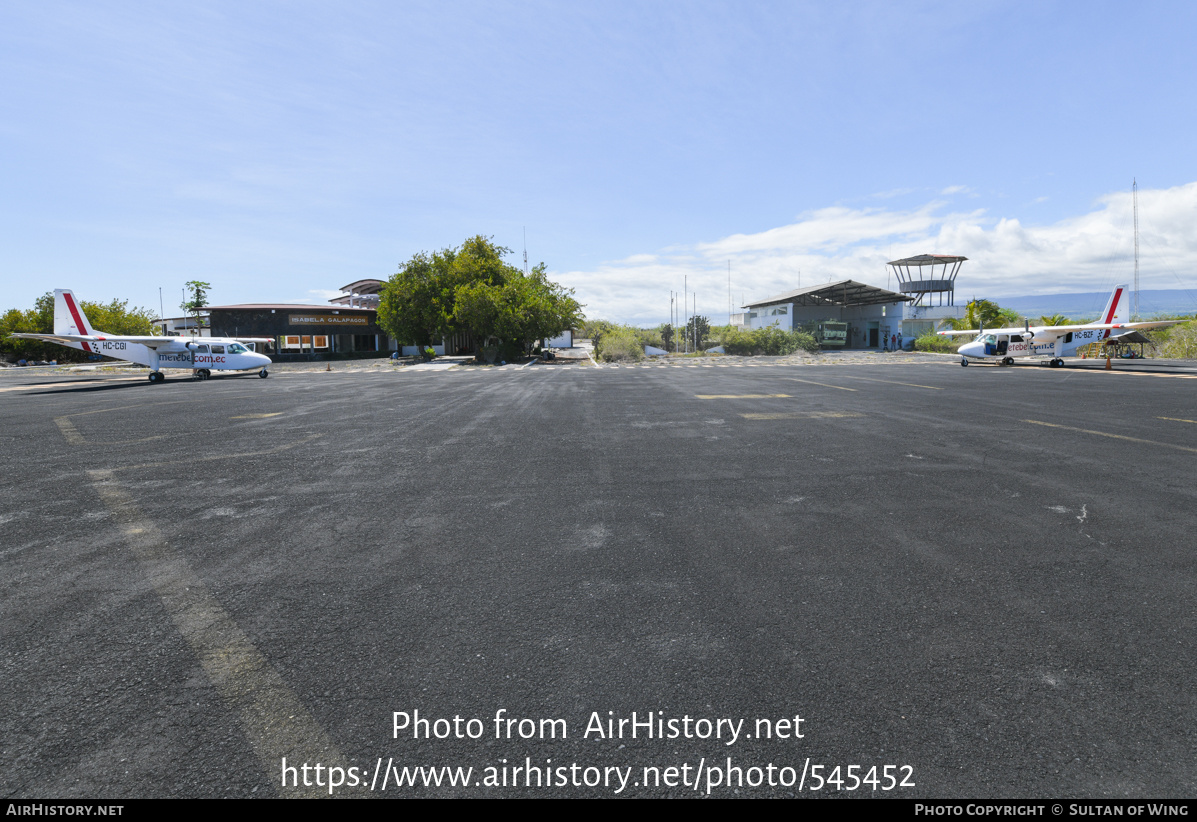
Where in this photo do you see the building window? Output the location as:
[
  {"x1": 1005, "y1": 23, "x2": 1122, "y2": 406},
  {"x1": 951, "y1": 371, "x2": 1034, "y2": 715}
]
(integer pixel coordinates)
[{"x1": 282, "y1": 335, "x2": 330, "y2": 350}]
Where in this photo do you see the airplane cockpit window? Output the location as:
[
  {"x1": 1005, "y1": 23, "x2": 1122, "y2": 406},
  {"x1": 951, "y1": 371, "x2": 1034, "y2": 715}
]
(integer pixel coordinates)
[
  {"x1": 227, "y1": 343, "x2": 248, "y2": 354},
  {"x1": 982, "y1": 334, "x2": 997, "y2": 344}
]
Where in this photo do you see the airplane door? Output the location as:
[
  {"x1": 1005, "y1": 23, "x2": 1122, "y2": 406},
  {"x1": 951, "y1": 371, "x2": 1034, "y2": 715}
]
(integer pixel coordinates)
[{"x1": 996, "y1": 337, "x2": 1009, "y2": 355}]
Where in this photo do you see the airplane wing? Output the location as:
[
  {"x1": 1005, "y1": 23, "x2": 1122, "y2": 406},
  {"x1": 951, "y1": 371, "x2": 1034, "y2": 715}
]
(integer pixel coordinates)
[
  {"x1": 1029, "y1": 321, "x2": 1183, "y2": 335},
  {"x1": 9, "y1": 333, "x2": 185, "y2": 349},
  {"x1": 936, "y1": 327, "x2": 1027, "y2": 336},
  {"x1": 1114, "y1": 320, "x2": 1184, "y2": 331},
  {"x1": 9, "y1": 333, "x2": 95, "y2": 345},
  {"x1": 939, "y1": 320, "x2": 1183, "y2": 338}
]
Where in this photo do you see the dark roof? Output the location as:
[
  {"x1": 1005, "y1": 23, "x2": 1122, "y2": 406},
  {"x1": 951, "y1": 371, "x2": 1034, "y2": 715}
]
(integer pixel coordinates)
[
  {"x1": 1107, "y1": 330, "x2": 1154, "y2": 345},
  {"x1": 887, "y1": 254, "x2": 968, "y2": 266},
  {"x1": 336, "y1": 279, "x2": 384, "y2": 293},
  {"x1": 204, "y1": 304, "x2": 375, "y2": 312},
  {"x1": 743, "y1": 280, "x2": 912, "y2": 309}
]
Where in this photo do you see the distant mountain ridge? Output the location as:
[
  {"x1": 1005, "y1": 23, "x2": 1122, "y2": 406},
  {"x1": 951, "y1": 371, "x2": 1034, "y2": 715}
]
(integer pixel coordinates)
[{"x1": 987, "y1": 289, "x2": 1197, "y2": 320}]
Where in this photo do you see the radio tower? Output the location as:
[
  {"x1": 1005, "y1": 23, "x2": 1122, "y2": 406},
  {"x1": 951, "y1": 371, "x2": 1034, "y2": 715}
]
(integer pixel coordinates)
[{"x1": 1133, "y1": 180, "x2": 1139, "y2": 320}]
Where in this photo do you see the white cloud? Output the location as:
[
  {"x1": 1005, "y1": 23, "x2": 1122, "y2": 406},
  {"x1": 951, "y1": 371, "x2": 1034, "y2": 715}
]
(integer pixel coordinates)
[
  {"x1": 553, "y1": 182, "x2": 1197, "y2": 326},
  {"x1": 869, "y1": 187, "x2": 916, "y2": 199}
]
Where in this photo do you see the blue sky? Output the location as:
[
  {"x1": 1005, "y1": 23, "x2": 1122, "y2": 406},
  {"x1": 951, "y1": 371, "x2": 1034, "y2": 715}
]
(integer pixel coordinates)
[{"x1": 3, "y1": 1, "x2": 1196, "y2": 324}]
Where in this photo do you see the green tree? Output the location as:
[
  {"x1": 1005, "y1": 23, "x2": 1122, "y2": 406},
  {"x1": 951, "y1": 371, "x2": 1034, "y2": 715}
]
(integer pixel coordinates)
[
  {"x1": 2, "y1": 292, "x2": 158, "y2": 362},
  {"x1": 379, "y1": 236, "x2": 582, "y2": 358},
  {"x1": 940, "y1": 299, "x2": 1021, "y2": 331},
  {"x1": 685, "y1": 315, "x2": 711, "y2": 350},
  {"x1": 1037, "y1": 313, "x2": 1070, "y2": 326},
  {"x1": 84, "y1": 298, "x2": 157, "y2": 335},
  {"x1": 181, "y1": 281, "x2": 210, "y2": 315},
  {"x1": 660, "y1": 323, "x2": 675, "y2": 350},
  {"x1": 379, "y1": 248, "x2": 466, "y2": 350}
]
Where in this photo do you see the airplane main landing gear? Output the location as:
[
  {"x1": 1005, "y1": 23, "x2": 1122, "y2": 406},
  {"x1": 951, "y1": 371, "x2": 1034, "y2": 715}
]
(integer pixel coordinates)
[
  {"x1": 148, "y1": 371, "x2": 165, "y2": 384},
  {"x1": 258, "y1": 368, "x2": 269, "y2": 379},
  {"x1": 194, "y1": 368, "x2": 211, "y2": 381},
  {"x1": 1002, "y1": 357, "x2": 1015, "y2": 366},
  {"x1": 1047, "y1": 358, "x2": 1064, "y2": 368}
]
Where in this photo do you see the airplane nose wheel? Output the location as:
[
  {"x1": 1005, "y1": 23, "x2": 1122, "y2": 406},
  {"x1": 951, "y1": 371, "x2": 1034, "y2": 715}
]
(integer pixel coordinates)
[
  {"x1": 960, "y1": 357, "x2": 969, "y2": 367},
  {"x1": 258, "y1": 368, "x2": 269, "y2": 379}
]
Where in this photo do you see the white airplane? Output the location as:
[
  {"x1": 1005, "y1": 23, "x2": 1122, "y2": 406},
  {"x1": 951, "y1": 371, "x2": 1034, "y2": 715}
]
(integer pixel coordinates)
[
  {"x1": 9, "y1": 289, "x2": 273, "y2": 383},
  {"x1": 938, "y1": 284, "x2": 1180, "y2": 367}
]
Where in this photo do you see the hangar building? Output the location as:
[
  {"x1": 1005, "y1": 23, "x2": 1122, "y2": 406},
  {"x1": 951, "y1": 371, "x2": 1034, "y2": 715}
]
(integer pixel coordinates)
[{"x1": 731, "y1": 255, "x2": 968, "y2": 349}]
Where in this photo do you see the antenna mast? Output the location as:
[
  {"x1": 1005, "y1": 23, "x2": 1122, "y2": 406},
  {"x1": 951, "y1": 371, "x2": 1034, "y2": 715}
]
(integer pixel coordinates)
[{"x1": 1133, "y1": 179, "x2": 1139, "y2": 320}]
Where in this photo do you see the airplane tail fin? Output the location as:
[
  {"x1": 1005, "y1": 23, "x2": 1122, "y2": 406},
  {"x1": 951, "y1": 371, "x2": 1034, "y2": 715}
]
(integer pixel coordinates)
[
  {"x1": 54, "y1": 290, "x2": 97, "y2": 336},
  {"x1": 1099, "y1": 284, "x2": 1129, "y2": 326}
]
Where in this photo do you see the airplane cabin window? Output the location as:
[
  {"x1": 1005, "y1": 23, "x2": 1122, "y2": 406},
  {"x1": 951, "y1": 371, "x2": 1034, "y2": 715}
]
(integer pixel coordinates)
[
  {"x1": 211, "y1": 345, "x2": 225, "y2": 354},
  {"x1": 196, "y1": 345, "x2": 210, "y2": 353}
]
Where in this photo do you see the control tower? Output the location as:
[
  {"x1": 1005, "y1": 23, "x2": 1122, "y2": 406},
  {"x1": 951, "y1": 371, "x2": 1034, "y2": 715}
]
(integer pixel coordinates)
[{"x1": 887, "y1": 254, "x2": 967, "y2": 307}]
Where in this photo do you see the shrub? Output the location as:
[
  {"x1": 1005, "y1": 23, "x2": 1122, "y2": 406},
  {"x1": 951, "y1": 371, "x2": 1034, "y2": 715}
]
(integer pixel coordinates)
[
  {"x1": 721, "y1": 326, "x2": 817, "y2": 356},
  {"x1": 637, "y1": 326, "x2": 666, "y2": 350},
  {"x1": 914, "y1": 331, "x2": 963, "y2": 353},
  {"x1": 1154, "y1": 319, "x2": 1197, "y2": 359},
  {"x1": 596, "y1": 325, "x2": 644, "y2": 362}
]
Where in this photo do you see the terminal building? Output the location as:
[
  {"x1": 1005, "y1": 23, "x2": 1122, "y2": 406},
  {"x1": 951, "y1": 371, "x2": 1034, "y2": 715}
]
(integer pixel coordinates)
[
  {"x1": 202, "y1": 279, "x2": 475, "y2": 359},
  {"x1": 200, "y1": 279, "x2": 392, "y2": 360},
  {"x1": 731, "y1": 254, "x2": 968, "y2": 349}
]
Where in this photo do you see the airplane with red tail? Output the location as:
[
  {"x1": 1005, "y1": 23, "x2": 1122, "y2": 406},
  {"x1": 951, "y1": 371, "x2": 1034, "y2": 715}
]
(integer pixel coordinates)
[
  {"x1": 9, "y1": 289, "x2": 272, "y2": 383},
  {"x1": 937, "y1": 284, "x2": 1180, "y2": 367}
]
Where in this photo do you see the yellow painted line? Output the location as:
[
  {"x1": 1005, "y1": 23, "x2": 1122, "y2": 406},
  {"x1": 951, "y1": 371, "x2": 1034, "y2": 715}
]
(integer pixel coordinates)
[
  {"x1": 114, "y1": 433, "x2": 324, "y2": 471},
  {"x1": 54, "y1": 415, "x2": 171, "y2": 446},
  {"x1": 783, "y1": 377, "x2": 857, "y2": 391},
  {"x1": 88, "y1": 470, "x2": 354, "y2": 798},
  {"x1": 60, "y1": 395, "x2": 254, "y2": 419},
  {"x1": 231, "y1": 412, "x2": 284, "y2": 419},
  {"x1": 836, "y1": 375, "x2": 942, "y2": 390},
  {"x1": 695, "y1": 394, "x2": 793, "y2": 399},
  {"x1": 1158, "y1": 417, "x2": 1197, "y2": 424},
  {"x1": 741, "y1": 412, "x2": 865, "y2": 420},
  {"x1": 1024, "y1": 420, "x2": 1197, "y2": 455},
  {"x1": 54, "y1": 417, "x2": 85, "y2": 444}
]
